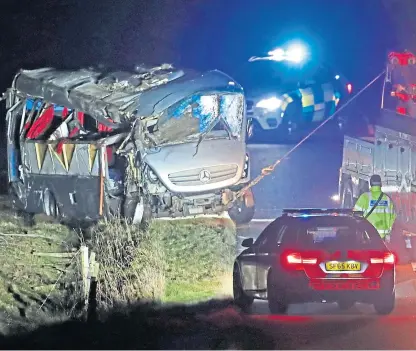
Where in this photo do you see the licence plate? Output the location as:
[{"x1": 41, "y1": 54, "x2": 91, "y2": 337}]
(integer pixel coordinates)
[
  {"x1": 310, "y1": 279, "x2": 379, "y2": 290},
  {"x1": 325, "y1": 261, "x2": 361, "y2": 271}
]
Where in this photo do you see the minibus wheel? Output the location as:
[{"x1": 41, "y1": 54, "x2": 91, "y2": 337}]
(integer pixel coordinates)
[
  {"x1": 123, "y1": 197, "x2": 152, "y2": 229},
  {"x1": 43, "y1": 189, "x2": 57, "y2": 218}
]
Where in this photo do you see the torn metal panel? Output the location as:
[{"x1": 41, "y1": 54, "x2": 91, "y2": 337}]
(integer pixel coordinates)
[
  {"x1": 6, "y1": 63, "x2": 252, "y2": 224},
  {"x1": 125, "y1": 70, "x2": 243, "y2": 117},
  {"x1": 12, "y1": 66, "x2": 243, "y2": 131}
]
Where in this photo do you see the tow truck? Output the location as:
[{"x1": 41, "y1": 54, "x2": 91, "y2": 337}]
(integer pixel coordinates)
[{"x1": 339, "y1": 51, "x2": 416, "y2": 263}]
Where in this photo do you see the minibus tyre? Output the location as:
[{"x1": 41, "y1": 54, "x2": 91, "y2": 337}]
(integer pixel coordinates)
[
  {"x1": 43, "y1": 189, "x2": 57, "y2": 218},
  {"x1": 123, "y1": 197, "x2": 152, "y2": 229}
]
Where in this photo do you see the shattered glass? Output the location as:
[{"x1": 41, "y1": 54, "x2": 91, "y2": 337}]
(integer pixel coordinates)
[
  {"x1": 220, "y1": 94, "x2": 244, "y2": 138},
  {"x1": 150, "y1": 92, "x2": 244, "y2": 146}
]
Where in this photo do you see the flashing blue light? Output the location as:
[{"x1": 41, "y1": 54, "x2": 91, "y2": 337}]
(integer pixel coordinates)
[
  {"x1": 283, "y1": 208, "x2": 363, "y2": 218},
  {"x1": 335, "y1": 75, "x2": 340, "y2": 80},
  {"x1": 285, "y1": 43, "x2": 307, "y2": 63}
]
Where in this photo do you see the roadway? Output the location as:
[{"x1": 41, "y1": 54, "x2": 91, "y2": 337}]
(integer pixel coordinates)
[
  {"x1": 231, "y1": 137, "x2": 416, "y2": 349},
  {"x1": 247, "y1": 292, "x2": 416, "y2": 349},
  {"x1": 237, "y1": 137, "x2": 343, "y2": 253},
  {"x1": 205, "y1": 273, "x2": 416, "y2": 349}
]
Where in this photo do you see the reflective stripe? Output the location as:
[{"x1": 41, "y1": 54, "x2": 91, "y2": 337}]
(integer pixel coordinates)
[
  {"x1": 299, "y1": 88, "x2": 314, "y2": 107},
  {"x1": 314, "y1": 103, "x2": 325, "y2": 111},
  {"x1": 312, "y1": 108, "x2": 325, "y2": 122},
  {"x1": 381, "y1": 185, "x2": 400, "y2": 192},
  {"x1": 280, "y1": 94, "x2": 293, "y2": 113},
  {"x1": 355, "y1": 192, "x2": 395, "y2": 237},
  {"x1": 285, "y1": 95, "x2": 294, "y2": 103},
  {"x1": 281, "y1": 100, "x2": 290, "y2": 111},
  {"x1": 373, "y1": 208, "x2": 393, "y2": 213}
]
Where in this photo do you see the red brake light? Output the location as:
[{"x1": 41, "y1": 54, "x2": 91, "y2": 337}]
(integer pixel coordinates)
[
  {"x1": 284, "y1": 252, "x2": 317, "y2": 269},
  {"x1": 384, "y1": 252, "x2": 395, "y2": 264},
  {"x1": 287, "y1": 252, "x2": 302, "y2": 264},
  {"x1": 347, "y1": 83, "x2": 352, "y2": 94},
  {"x1": 303, "y1": 258, "x2": 318, "y2": 264},
  {"x1": 370, "y1": 252, "x2": 395, "y2": 264}
]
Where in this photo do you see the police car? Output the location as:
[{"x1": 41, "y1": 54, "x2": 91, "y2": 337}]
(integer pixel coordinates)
[
  {"x1": 240, "y1": 53, "x2": 352, "y2": 139},
  {"x1": 233, "y1": 209, "x2": 396, "y2": 315}
]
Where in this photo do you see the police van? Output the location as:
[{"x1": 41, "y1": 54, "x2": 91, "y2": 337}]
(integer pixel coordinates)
[{"x1": 239, "y1": 61, "x2": 352, "y2": 140}]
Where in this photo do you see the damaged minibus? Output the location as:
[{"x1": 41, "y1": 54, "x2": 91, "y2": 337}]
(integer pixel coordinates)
[{"x1": 4, "y1": 64, "x2": 255, "y2": 227}]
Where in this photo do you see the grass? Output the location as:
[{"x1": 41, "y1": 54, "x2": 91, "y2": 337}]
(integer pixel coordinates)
[
  {"x1": 0, "y1": 195, "x2": 237, "y2": 331},
  {"x1": 153, "y1": 219, "x2": 236, "y2": 303},
  {"x1": 164, "y1": 280, "x2": 223, "y2": 303},
  {"x1": 0, "y1": 207, "x2": 79, "y2": 333},
  {"x1": 89, "y1": 219, "x2": 166, "y2": 307},
  {"x1": 89, "y1": 218, "x2": 236, "y2": 308}
]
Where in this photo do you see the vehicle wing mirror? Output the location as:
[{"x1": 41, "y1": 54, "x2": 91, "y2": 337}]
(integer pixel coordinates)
[
  {"x1": 247, "y1": 118, "x2": 253, "y2": 138},
  {"x1": 242, "y1": 237, "x2": 254, "y2": 247}
]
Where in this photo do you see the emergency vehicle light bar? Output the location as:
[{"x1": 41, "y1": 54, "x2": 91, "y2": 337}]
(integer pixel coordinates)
[{"x1": 282, "y1": 208, "x2": 364, "y2": 217}]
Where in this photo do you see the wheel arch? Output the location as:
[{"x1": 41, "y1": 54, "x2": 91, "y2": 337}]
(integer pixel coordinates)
[{"x1": 265, "y1": 267, "x2": 275, "y2": 298}]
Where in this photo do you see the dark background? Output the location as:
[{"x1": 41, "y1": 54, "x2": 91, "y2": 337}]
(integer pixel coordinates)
[{"x1": 0, "y1": 0, "x2": 410, "y2": 130}]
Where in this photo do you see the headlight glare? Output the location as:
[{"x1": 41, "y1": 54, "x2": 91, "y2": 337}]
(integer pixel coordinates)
[{"x1": 255, "y1": 97, "x2": 282, "y2": 111}]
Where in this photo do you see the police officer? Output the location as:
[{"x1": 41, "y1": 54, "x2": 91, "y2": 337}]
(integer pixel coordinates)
[{"x1": 353, "y1": 174, "x2": 396, "y2": 243}]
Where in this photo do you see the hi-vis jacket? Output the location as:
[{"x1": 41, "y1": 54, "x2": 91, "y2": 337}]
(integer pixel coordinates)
[{"x1": 353, "y1": 186, "x2": 396, "y2": 239}]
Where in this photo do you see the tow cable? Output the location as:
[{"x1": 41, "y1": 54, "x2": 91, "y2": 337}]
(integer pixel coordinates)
[{"x1": 230, "y1": 70, "x2": 386, "y2": 203}]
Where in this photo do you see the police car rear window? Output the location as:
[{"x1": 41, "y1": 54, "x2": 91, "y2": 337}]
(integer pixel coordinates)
[
  {"x1": 294, "y1": 216, "x2": 383, "y2": 249},
  {"x1": 308, "y1": 226, "x2": 347, "y2": 243},
  {"x1": 302, "y1": 226, "x2": 372, "y2": 249}
]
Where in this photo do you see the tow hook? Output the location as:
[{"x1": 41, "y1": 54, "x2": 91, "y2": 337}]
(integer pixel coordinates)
[
  {"x1": 221, "y1": 189, "x2": 234, "y2": 206},
  {"x1": 243, "y1": 188, "x2": 255, "y2": 208},
  {"x1": 223, "y1": 188, "x2": 255, "y2": 208}
]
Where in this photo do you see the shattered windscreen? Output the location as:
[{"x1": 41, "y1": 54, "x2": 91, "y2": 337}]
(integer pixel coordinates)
[{"x1": 149, "y1": 92, "x2": 244, "y2": 146}]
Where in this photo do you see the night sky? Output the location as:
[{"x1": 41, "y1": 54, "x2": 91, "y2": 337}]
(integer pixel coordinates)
[{"x1": 0, "y1": 0, "x2": 400, "y2": 122}]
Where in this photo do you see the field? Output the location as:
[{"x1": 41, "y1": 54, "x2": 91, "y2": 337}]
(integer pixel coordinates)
[{"x1": 0, "y1": 195, "x2": 237, "y2": 334}]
